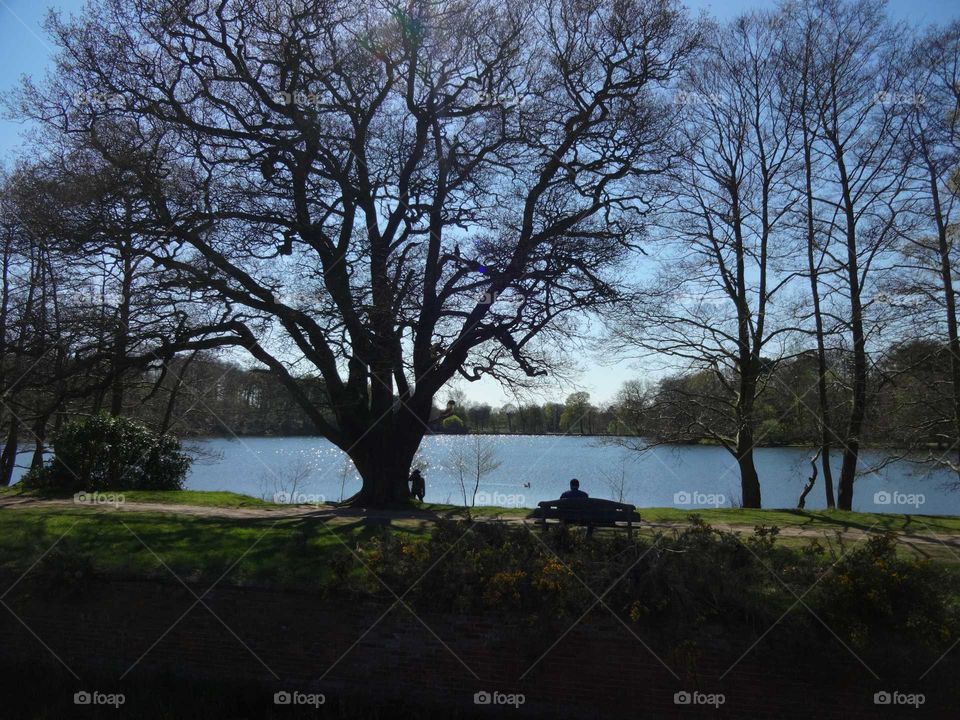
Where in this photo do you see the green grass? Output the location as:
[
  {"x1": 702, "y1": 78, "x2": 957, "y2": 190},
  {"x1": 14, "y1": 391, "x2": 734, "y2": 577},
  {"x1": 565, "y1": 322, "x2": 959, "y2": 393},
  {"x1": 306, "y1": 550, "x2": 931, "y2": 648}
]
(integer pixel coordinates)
[
  {"x1": 443, "y1": 502, "x2": 960, "y2": 535},
  {"x1": 117, "y1": 489, "x2": 279, "y2": 508},
  {"x1": 0, "y1": 485, "x2": 279, "y2": 508},
  {"x1": 4, "y1": 488, "x2": 960, "y2": 577},
  {"x1": 7, "y1": 486, "x2": 960, "y2": 535},
  {"x1": 0, "y1": 506, "x2": 427, "y2": 591},
  {"x1": 2, "y1": 498, "x2": 960, "y2": 593},
  {"x1": 634, "y1": 506, "x2": 960, "y2": 534},
  {"x1": 5, "y1": 487, "x2": 960, "y2": 534}
]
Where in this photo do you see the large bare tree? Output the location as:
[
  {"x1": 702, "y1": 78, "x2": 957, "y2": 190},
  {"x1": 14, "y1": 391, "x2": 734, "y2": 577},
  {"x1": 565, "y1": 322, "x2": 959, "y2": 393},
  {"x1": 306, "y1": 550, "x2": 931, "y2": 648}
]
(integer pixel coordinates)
[
  {"x1": 892, "y1": 22, "x2": 960, "y2": 475},
  {"x1": 613, "y1": 12, "x2": 800, "y2": 508},
  {"x1": 801, "y1": 0, "x2": 910, "y2": 510},
  {"x1": 18, "y1": 0, "x2": 700, "y2": 504}
]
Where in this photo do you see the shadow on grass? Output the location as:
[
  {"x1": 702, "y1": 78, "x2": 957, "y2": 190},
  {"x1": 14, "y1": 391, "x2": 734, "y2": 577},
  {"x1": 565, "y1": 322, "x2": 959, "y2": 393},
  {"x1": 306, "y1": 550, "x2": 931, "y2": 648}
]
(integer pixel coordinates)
[{"x1": 0, "y1": 508, "x2": 431, "y2": 593}]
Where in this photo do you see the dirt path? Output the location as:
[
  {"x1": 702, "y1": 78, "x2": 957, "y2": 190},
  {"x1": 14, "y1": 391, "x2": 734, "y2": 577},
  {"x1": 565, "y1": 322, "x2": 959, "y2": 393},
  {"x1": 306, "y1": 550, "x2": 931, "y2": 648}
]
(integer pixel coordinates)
[{"x1": 2, "y1": 496, "x2": 959, "y2": 553}]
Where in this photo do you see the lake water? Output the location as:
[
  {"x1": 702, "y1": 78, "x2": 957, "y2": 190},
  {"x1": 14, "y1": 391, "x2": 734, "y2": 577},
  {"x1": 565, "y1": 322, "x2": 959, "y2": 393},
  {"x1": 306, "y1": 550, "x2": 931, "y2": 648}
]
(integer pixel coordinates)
[{"x1": 16, "y1": 434, "x2": 955, "y2": 514}]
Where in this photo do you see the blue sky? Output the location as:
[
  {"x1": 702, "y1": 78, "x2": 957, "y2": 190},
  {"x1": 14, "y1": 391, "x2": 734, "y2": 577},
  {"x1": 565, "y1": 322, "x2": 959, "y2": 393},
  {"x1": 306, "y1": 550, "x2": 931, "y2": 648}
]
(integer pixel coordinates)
[{"x1": 1, "y1": 0, "x2": 958, "y2": 407}]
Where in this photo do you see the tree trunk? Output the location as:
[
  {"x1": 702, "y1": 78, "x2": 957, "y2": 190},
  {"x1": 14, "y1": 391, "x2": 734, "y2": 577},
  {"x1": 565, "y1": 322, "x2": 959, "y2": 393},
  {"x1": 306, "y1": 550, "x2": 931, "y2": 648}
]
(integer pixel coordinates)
[
  {"x1": 160, "y1": 351, "x2": 200, "y2": 434},
  {"x1": 803, "y1": 125, "x2": 835, "y2": 508},
  {"x1": 798, "y1": 450, "x2": 820, "y2": 509},
  {"x1": 736, "y1": 370, "x2": 762, "y2": 509},
  {"x1": 347, "y1": 422, "x2": 425, "y2": 507},
  {"x1": 737, "y1": 438, "x2": 762, "y2": 509},
  {"x1": 30, "y1": 417, "x2": 47, "y2": 470},
  {"x1": 0, "y1": 417, "x2": 19, "y2": 486},
  {"x1": 835, "y1": 152, "x2": 865, "y2": 512},
  {"x1": 927, "y1": 161, "x2": 960, "y2": 477},
  {"x1": 109, "y1": 237, "x2": 134, "y2": 417},
  {"x1": 798, "y1": 62, "x2": 836, "y2": 508}
]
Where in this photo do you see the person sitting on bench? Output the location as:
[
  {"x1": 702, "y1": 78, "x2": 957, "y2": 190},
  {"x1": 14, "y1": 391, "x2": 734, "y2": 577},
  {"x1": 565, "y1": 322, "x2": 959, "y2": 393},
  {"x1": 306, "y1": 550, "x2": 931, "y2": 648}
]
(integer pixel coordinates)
[{"x1": 560, "y1": 478, "x2": 588, "y2": 499}]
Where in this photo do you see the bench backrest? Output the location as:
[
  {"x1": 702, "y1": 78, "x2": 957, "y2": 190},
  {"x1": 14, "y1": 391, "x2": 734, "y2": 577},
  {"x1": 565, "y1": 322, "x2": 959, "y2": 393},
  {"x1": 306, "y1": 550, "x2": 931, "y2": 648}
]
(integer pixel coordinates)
[{"x1": 535, "y1": 498, "x2": 638, "y2": 522}]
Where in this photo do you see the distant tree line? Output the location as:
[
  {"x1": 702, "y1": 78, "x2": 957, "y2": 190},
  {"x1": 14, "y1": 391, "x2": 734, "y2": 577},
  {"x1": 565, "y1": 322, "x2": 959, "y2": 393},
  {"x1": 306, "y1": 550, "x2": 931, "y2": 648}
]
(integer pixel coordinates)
[
  {"x1": 440, "y1": 390, "x2": 615, "y2": 435},
  {"x1": 609, "y1": 340, "x2": 958, "y2": 452}
]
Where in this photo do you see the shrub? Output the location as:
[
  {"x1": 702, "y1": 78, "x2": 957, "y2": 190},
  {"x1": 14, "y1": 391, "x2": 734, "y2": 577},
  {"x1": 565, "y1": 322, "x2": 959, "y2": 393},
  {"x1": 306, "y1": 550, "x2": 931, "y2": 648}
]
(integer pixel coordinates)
[
  {"x1": 441, "y1": 415, "x2": 466, "y2": 433},
  {"x1": 354, "y1": 517, "x2": 960, "y2": 660},
  {"x1": 22, "y1": 414, "x2": 191, "y2": 492},
  {"x1": 813, "y1": 533, "x2": 959, "y2": 653}
]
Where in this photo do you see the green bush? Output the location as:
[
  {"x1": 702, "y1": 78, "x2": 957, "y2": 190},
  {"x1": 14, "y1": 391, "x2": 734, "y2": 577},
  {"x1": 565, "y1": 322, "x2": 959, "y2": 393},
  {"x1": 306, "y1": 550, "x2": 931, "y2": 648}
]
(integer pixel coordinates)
[
  {"x1": 22, "y1": 414, "x2": 191, "y2": 492},
  {"x1": 441, "y1": 415, "x2": 466, "y2": 433},
  {"x1": 354, "y1": 517, "x2": 960, "y2": 659},
  {"x1": 813, "y1": 533, "x2": 958, "y2": 651}
]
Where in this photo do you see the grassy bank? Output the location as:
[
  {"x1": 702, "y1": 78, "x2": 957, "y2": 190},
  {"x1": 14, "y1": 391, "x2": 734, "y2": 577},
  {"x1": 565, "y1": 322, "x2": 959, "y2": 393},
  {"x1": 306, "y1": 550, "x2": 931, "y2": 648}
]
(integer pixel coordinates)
[
  {"x1": 8, "y1": 485, "x2": 960, "y2": 532},
  {"x1": 0, "y1": 492, "x2": 958, "y2": 583},
  {"x1": 0, "y1": 506, "x2": 426, "y2": 591},
  {"x1": 3, "y1": 488, "x2": 960, "y2": 589},
  {"x1": 0, "y1": 486, "x2": 278, "y2": 508}
]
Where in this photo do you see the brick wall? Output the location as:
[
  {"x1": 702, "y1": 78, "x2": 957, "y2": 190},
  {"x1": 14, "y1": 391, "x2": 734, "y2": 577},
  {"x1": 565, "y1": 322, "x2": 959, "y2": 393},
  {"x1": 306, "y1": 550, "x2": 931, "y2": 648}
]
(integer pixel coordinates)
[{"x1": 0, "y1": 576, "x2": 954, "y2": 718}]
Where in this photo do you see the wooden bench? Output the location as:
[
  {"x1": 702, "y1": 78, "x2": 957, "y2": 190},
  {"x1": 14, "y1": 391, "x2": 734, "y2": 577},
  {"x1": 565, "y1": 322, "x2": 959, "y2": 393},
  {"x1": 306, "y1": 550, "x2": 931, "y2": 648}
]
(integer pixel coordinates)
[{"x1": 528, "y1": 498, "x2": 641, "y2": 537}]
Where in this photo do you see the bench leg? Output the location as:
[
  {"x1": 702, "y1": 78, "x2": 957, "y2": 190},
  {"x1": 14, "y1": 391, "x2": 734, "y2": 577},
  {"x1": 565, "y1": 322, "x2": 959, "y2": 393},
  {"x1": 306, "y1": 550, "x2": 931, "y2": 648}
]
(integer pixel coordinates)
[{"x1": 586, "y1": 523, "x2": 594, "y2": 538}]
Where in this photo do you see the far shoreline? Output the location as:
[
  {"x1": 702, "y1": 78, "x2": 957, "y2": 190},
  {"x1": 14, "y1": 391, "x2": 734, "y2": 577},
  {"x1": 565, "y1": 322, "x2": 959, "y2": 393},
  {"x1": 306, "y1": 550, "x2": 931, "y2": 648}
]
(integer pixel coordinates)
[{"x1": 174, "y1": 432, "x2": 947, "y2": 455}]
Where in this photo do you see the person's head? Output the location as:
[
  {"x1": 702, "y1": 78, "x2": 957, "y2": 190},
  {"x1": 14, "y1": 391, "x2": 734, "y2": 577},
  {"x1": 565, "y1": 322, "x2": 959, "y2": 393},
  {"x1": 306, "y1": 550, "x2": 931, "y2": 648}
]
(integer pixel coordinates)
[
  {"x1": 412, "y1": 469, "x2": 422, "y2": 477},
  {"x1": 569, "y1": 478, "x2": 580, "y2": 490}
]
